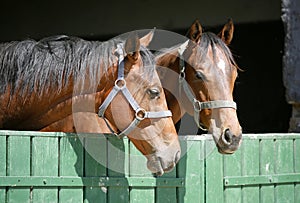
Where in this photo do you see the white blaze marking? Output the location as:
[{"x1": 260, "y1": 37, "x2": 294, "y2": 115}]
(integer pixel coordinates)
[{"x1": 217, "y1": 59, "x2": 226, "y2": 74}]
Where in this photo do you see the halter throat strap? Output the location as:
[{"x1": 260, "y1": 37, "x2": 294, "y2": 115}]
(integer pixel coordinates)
[
  {"x1": 177, "y1": 43, "x2": 237, "y2": 130},
  {"x1": 98, "y1": 44, "x2": 172, "y2": 138}
]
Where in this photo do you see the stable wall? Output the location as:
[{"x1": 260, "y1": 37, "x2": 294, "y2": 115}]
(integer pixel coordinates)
[{"x1": 0, "y1": 0, "x2": 280, "y2": 41}]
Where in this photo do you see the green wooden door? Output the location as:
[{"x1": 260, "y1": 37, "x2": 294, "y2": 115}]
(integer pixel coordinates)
[
  {"x1": 221, "y1": 134, "x2": 300, "y2": 203},
  {"x1": 0, "y1": 131, "x2": 299, "y2": 202}
]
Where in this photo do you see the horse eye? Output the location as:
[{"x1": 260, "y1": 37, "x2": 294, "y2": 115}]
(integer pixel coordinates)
[
  {"x1": 147, "y1": 88, "x2": 160, "y2": 99},
  {"x1": 195, "y1": 71, "x2": 204, "y2": 80}
]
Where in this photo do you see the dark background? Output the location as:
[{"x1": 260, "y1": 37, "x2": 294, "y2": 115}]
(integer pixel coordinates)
[{"x1": 0, "y1": 0, "x2": 291, "y2": 133}]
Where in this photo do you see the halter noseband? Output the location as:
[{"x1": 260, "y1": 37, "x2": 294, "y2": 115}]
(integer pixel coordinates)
[
  {"x1": 177, "y1": 41, "x2": 237, "y2": 131},
  {"x1": 98, "y1": 44, "x2": 172, "y2": 138}
]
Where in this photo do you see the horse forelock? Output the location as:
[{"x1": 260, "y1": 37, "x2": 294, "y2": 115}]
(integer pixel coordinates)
[
  {"x1": 139, "y1": 45, "x2": 155, "y2": 81},
  {"x1": 197, "y1": 32, "x2": 238, "y2": 70},
  {"x1": 155, "y1": 33, "x2": 238, "y2": 73},
  {"x1": 0, "y1": 36, "x2": 156, "y2": 98}
]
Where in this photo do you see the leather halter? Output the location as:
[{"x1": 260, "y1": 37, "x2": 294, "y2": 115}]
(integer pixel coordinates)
[
  {"x1": 98, "y1": 44, "x2": 172, "y2": 138},
  {"x1": 177, "y1": 41, "x2": 237, "y2": 131}
]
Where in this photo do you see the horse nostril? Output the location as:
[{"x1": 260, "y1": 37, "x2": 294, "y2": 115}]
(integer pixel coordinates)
[
  {"x1": 218, "y1": 130, "x2": 242, "y2": 154},
  {"x1": 175, "y1": 150, "x2": 181, "y2": 164},
  {"x1": 223, "y1": 129, "x2": 233, "y2": 145}
]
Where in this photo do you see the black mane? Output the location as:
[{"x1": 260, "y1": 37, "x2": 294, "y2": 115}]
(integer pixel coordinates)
[{"x1": 0, "y1": 35, "x2": 155, "y2": 97}]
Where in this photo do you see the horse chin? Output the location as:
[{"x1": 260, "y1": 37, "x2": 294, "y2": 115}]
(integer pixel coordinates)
[
  {"x1": 217, "y1": 148, "x2": 234, "y2": 155},
  {"x1": 146, "y1": 154, "x2": 177, "y2": 176}
]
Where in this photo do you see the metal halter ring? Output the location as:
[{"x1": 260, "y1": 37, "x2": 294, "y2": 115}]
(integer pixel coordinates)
[
  {"x1": 193, "y1": 99, "x2": 202, "y2": 112},
  {"x1": 115, "y1": 78, "x2": 126, "y2": 89},
  {"x1": 135, "y1": 108, "x2": 146, "y2": 121},
  {"x1": 179, "y1": 71, "x2": 185, "y2": 79}
]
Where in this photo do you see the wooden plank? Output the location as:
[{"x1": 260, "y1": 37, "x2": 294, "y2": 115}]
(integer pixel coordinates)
[
  {"x1": 205, "y1": 139, "x2": 223, "y2": 203},
  {"x1": 59, "y1": 135, "x2": 83, "y2": 202},
  {"x1": 223, "y1": 144, "x2": 242, "y2": 203},
  {"x1": 205, "y1": 141, "x2": 224, "y2": 202},
  {"x1": 259, "y1": 139, "x2": 275, "y2": 203},
  {"x1": 176, "y1": 138, "x2": 188, "y2": 203},
  {"x1": 275, "y1": 139, "x2": 294, "y2": 203},
  {"x1": 177, "y1": 137, "x2": 204, "y2": 203},
  {"x1": 128, "y1": 139, "x2": 151, "y2": 177},
  {"x1": 295, "y1": 138, "x2": 300, "y2": 203},
  {"x1": 155, "y1": 167, "x2": 177, "y2": 203},
  {"x1": 31, "y1": 136, "x2": 58, "y2": 202},
  {"x1": 84, "y1": 135, "x2": 107, "y2": 203},
  {"x1": 0, "y1": 176, "x2": 184, "y2": 187},
  {"x1": 107, "y1": 136, "x2": 129, "y2": 202},
  {"x1": 0, "y1": 135, "x2": 6, "y2": 203},
  {"x1": 241, "y1": 139, "x2": 260, "y2": 202},
  {"x1": 129, "y1": 140, "x2": 154, "y2": 203},
  {"x1": 7, "y1": 135, "x2": 31, "y2": 203},
  {"x1": 107, "y1": 136, "x2": 128, "y2": 175},
  {"x1": 155, "y1": 138, "x2": 180, "y2": 203},
  {"x1": 224, "y1": 173, "x2": 300, "y2": 186},
  {"x1": 130, "y1": 188, "x2": 155, "y2": 203}
]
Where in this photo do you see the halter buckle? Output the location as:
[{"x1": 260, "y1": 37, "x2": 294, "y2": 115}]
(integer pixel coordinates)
[{"x1": 193, "y1": 99, "x2": 202, "y2": 112}]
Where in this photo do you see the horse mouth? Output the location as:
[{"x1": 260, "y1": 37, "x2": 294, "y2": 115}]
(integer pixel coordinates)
[
  {"x1": 146, "y1": 151, "x2": 180, "y2": 176},
  {"x1": 147, "y1": 160, "x2": 175, "y2": 176}
]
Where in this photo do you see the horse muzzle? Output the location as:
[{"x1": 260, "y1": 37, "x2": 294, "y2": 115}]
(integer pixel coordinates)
[
  {"x1": 216, "y1": 129, "x2": 242, "y2": 154},
  {"x1": 147, "y1": 147, "x2": 181, "y2": 176}
]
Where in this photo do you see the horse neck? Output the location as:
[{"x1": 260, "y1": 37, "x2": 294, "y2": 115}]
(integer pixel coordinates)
[
  {"x1": 156, "y1": 50, "x2": 187, "y2": 124},
  {"x1": 2, "y1": 65, "x2": 114, "y2": 130}
]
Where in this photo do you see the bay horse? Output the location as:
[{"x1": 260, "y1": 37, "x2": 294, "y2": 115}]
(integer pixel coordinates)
[
  {"x1": 0, "y1": 32, "x2": 180, "y2": 175},
  {"x1": 156, "y1": 20, "x2": 242, "y2": 154}
]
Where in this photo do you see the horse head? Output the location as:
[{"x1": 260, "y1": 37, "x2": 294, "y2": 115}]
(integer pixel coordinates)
[
  {"x1": 99, "y1": 32, "x2": 181, "y2": 175},
  {"x1": 0, "y1": 31, "x2": 180, "y2": 175},
  {"x1": 183, "y1": 19, "x2": 242, "y2": 154}
]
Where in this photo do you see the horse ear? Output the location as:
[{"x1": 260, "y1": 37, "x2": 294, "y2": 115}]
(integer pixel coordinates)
[
  {"x1": 187, "y1": 19, "x2": 202, "y2": 42},
  {"x1": 125, "y1": 32, "x2": 140, "y2": 61},
  {"x1": 218, "y1": 19, "x2": 234, "y2": 45},
  {"x1": 140, "y1": 29, "x2": 155, "y2": 47}
]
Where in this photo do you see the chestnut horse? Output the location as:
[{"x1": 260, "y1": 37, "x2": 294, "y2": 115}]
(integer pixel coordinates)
[
  {"x1": 156, "y1": 20, "x2": 242, "y2": 154},
  {"x1": 0, "y1": 32, "x2": 180, "y2": 175}
]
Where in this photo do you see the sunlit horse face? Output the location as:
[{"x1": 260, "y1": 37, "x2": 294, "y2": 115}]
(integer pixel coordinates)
[
  {"x1": 102, "y1": 33, "x2": 181, "y2": 175},
  {"x1": 184, "y1": 20, "x2": 242, "y2": 154}
]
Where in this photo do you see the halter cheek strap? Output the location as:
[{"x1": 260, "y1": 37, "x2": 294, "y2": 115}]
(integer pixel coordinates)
[
  {"x1": 98, "y1": 44, "x2": 172, "y2": 138},
  {"x1": 178, "y1": 41, "x2": 237, "y2": 131}
]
